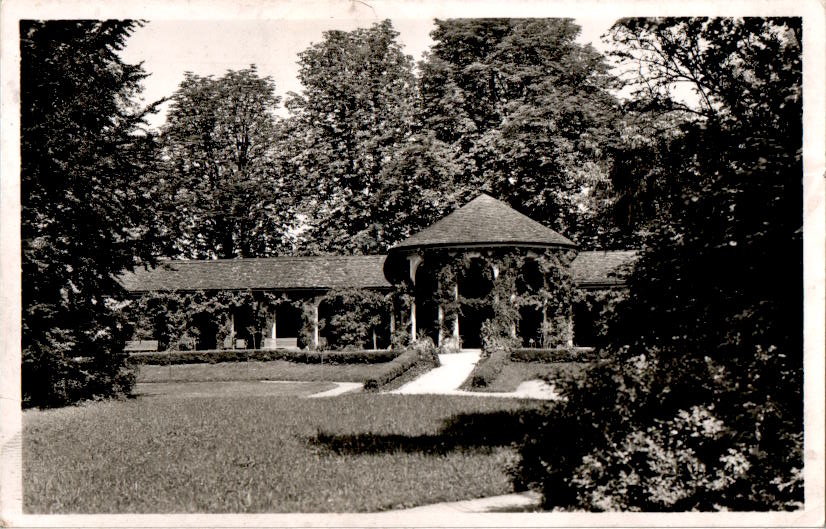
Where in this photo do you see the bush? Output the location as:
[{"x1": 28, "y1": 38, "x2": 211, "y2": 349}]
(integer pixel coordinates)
[
  {"x1": 468, "y1": 346, "x2": 510, "y2": 388},
  {"x1": 129, "y1": 348, "x2": 399, "y2": 366},
  {"x1": 510, "y1": 347, "x2": 596, "y2": 363},
  {"x1": 363, "y1": 338, "x2": 439, "y2": 390}
]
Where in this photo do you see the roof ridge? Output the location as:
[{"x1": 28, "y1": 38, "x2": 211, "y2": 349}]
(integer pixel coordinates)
[{"x1": 390, "y1": 192, "x2": 576, "y2": 250}]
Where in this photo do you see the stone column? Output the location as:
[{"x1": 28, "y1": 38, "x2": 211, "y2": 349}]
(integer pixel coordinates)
[
  {"x1": 452, "y1": 284, "x2": 460, "y2": 343},
  {"x1": 389, "y1": 305, "x2": 396, "y2": 348},
  {"x1": 437, "y1": 305, "x2": 444, "y2": 347},
  {"x1": 567, "y1": 304, "x2": 574, "y2": 347},
  {"x1": 410, "y1": 298, "x2": 417, "y2": 343},
  {"x1": 407, "y1": 254, "x2": 422, "y2": 343},
  {"x1": 264, "y1": 307, "x2": 277, "y2": 349},
  {"x1": 313, "y1": 297, "x2": 322, "y2": 349},
  {"x1": 510, "y1": 293, "x2": 518, "y2": 338},
  {"x1": 541, "y1": 299, "x2": 548, "y2": 348},
  {"x1": 224, "y1": 311, "x2": 235, "y2": 349}
]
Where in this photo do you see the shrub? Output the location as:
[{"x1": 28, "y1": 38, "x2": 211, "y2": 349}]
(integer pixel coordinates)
[
  {"x1": 468, "y1": 346, "x2": 510, "y2": 388},
  {"x1": 129, "y1": 348, "x2": 399, "y2": 366},
  {"x1": 320, "y1": 288, "x2": 391, "y2": 350},
  {"x1": 510, "y1": 347, "x2": 596, "y2": 363},
  {"x1": 363, "y1": 338, "x2": 439, "y2": 390}
]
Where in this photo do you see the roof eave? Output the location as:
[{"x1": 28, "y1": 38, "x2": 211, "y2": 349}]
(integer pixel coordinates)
[{"x1": 390, "y1": 240, "x2": 579, "y2": 253}]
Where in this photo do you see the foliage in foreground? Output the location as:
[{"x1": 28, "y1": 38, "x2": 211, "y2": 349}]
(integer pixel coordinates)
[
  {"x1": 24, "y1": 394, "x2": 538, "y2": 513},
  {"x1": 21, "y1": 21, "x2": 161, "y2": 408},
  {"x1": 516, "y1": 17, "x2": 803, "y2": 511}
]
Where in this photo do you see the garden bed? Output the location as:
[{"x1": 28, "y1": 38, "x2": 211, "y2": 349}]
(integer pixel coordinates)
[
  {"x1": 510, "y1": 347, "x2": 596, "y2": 363},
  {"x1": 129, "y1": 348, "x2": 399, "y2": 365},
  {"x1": 363, "y1": 345, "x2": 439, "y2": 391}
]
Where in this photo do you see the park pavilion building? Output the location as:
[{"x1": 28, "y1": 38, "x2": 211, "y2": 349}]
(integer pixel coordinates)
[{"x1": 121, "y1": 194, "x2": 636, "y2": 351}]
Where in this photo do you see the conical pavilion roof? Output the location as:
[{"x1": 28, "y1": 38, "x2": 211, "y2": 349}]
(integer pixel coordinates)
[{"x1": 391, "y1": 193, "x2": 577, "y2": 251}]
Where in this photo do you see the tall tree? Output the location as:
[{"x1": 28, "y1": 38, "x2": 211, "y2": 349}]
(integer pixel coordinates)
[
  {"x1": 21, "y1": 20, "x2": 163, "y2": 407},
  {"x1": 160, "y1": 67, "x2": 290, "y2": 258},
  {"x1": 518, "y1": 18, "x2": 803, "y2": 510},
  {"x1": 284, "y1": 20, "x2": 418, "y2": 254},
  {"x1": 420, "y1": 19, "x2": 621, "y2": 247}
]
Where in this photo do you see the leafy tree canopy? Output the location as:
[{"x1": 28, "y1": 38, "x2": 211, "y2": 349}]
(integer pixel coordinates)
[
  {"x1": 284, "y1": 20, "x2": 420, "y2": 254},
  {"x1": 518, "y1": 17, "x2": 803, "y2": 511},
  {"x1": 21, "y1": 20, "x2": 163, "y2": 407},
  {"x1": 160, "y1": 66, "x2": 292, "y2": 258},
  {"x1": 420, "y1": 18, "x2": 622, "y2": 248}
]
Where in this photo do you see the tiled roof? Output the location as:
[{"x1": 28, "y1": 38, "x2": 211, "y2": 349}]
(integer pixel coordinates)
[
  {"x1": 570, "y1": 250, "x2": 638, "y2": 287},
  {"x1": 119, "y1": 255, "x2": 392, "y2": 292},
  {"x1": 120, "y1": 251, "x2": 637, "y2": 293},
  {"x1": 391, "y1": 194, "x2": 577, "y2": 251}
]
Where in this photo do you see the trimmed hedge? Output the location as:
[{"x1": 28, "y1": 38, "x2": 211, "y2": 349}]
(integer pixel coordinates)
[
  {"x1": 129, "y1": 348, "x2": 399, "y2": 366},
  {"x1": 363, "y1": 341, "x2": 440, "y2": 391},
  {"x1": 468, "y1": 347, "x2": 510, "y2": 388},
  {"x1": 510, "y1": 347, "x2": 596, "y2": 363}
]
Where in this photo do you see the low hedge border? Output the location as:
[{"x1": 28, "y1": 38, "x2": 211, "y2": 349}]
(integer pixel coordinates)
[
  {"x1": 467, "y1": 347, "x2": 510, "y2": 388},
  {"x1": 510, "y1": 347, "x2": 596, "y2": 363},
  {"x1": 129, "y1": 348, "x2": 400, "y2": 366},
  {"x1": 363, "y1": 341, "x2": 440, "y2": 391}
]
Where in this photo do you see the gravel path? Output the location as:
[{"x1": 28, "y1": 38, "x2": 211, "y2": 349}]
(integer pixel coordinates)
[
  {"x1": 388, "y1": 350, "x2": 561, "y2": 400},
  {"x1": 389, "y1": 350, "x2": 481, "y2": 394},
  {"x1": 306, "y1": 381, "x2": 363, "y2": 398},
  {"x1": 392, "y1": 490, "x2": 542, "y2": 513}
]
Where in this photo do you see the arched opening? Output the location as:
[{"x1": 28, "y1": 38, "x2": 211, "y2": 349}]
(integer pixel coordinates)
[
  {"x1": 457, "y1": 257, "x2": 494, "y2": 349},
  {"x1": 516, "y1": 257, "x2": 546, "y2": 347},
  {"x1": 415, "y1": 263, "x2": 440, "y2": 345},
  {"x1": 572, "y1": 299, "x2": 599, "y2": 347},
  {"x1": 273, "y1": 302, "x2": 301, "y2": 350},
  {"x1": 232, "y1": 305, "x2": 261, "y2": 349},
  {"x1": 191, "y1": 312, "x2": 219, "y2": 350}
]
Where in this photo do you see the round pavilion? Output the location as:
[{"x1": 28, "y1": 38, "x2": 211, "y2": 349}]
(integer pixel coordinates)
[{"x1": 383, "y1": 194, "x2": 579, "y2": 349}]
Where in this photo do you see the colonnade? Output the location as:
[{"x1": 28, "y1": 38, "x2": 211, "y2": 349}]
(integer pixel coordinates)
[{"x1": 403, "y1": 251, "x2": 574, "y2": 349}]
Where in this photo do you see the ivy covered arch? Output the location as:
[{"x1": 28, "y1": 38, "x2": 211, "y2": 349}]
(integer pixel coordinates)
[{"x1": 384, "y1": 247, "x2": 576, "y2": 351}]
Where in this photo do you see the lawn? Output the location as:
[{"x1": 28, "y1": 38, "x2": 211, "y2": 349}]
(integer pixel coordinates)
[
  {"x1": 24, "y1": 391, "x2": 548, "y2": 513},
  {"x1": 470, "y1": 361, "x2": 591, "y2": 393},
  {"x1": 134, "y1": 380, "x2": 337, "y2": 399},
  {"x1": 137, "y1": 359, "x2": 393, "y2": 384}
]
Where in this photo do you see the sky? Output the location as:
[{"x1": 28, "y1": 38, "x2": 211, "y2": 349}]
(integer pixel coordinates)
[{"x1": 119, "y1": 17, "x2": 619, "y2": 129}]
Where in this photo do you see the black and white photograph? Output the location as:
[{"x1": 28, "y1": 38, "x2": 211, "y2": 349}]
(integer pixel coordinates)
[{"x1": 1, "y1": 0, "x2": 824, "y2": 526}]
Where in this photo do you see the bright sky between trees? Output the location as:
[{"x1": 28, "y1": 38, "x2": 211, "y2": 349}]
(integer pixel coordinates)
[{"x1": 119, "y1": 17, "x2": 618, "y2": 129}]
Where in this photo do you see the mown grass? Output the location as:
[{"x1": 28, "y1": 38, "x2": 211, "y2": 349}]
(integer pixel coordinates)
[
  {"x1": 137, "y1": 359, "x2": 390, "y2": 384},
  {"x1": 24, "y1": 393, "x2": 546, "y2": 513},
  {"x1": 468, "y1": 361, "x2": 591, "y2": 393},
  {"x1": 134, "y1": 380, "x2": 336, "y2": 399}
]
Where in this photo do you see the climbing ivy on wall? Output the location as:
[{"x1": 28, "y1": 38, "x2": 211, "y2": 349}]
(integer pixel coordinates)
[
  {"x1": 129, "y1": 287, "x2": 398, "y2": 352},
  {"x1": 128, "y1": 290, "x2": 293, "y2": 351},
  {"x1": 320, "y1": 288, "x2": 391, "y2": 350},
  {"x1": 413, "y1": 248, "x2": 576, "y2": 351},
  {"x1": 127, "y1": 249, "x2": 580, "y2": 353},
  {"x1": 571, "y1": 287, "x2": 629, "y2": 347}
]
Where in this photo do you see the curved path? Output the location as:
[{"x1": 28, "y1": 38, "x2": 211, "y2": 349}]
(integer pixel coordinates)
[
  {"x1": 388, "y1": 350, "x2": 561, "y2": 401},
  {"x1": 392, "y1": 490, "x2": 542, "y2": 514}
]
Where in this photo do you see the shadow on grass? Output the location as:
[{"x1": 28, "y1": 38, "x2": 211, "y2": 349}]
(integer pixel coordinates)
[{"x1": 312, "y1": 409, "x2": 545, "y2": 455}]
